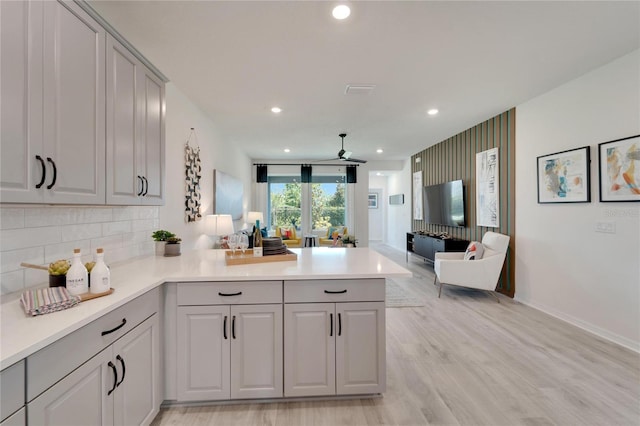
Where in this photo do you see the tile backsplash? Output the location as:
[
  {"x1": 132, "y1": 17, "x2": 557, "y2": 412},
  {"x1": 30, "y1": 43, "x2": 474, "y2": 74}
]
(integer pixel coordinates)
[{"x1": 0, "y1": 205, "x2": 158, "y2": 295}]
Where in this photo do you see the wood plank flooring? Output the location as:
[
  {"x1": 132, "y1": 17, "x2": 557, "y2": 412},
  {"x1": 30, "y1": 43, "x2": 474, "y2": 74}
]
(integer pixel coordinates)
[{"x1": 152, "y1": 244, "x2": 640, "y2": 426}]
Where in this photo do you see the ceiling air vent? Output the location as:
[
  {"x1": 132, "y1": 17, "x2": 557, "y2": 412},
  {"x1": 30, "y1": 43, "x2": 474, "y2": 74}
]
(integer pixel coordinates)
[{"x1": 344, "y1": 84, "x2": 376, "y2": 95}]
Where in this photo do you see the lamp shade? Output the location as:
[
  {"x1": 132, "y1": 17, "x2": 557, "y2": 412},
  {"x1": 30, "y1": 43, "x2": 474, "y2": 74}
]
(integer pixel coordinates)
[
  {"x1": 205, "y1": 214, "x2": 234, "y2": 236},
  {"x1": 247, "y1": 211, "x2": 263, "y2": 225}
]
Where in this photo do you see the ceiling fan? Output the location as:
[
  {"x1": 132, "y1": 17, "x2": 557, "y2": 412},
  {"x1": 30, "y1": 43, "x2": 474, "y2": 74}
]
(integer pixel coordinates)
[{"x1": 329, "y1": 133, "x2": 367, "y2": 163}]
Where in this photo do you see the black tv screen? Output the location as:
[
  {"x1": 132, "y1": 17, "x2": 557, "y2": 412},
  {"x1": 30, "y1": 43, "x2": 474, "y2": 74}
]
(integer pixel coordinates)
[{"x1": 422, "y1": 180, "x2": 466, "y2": 227}]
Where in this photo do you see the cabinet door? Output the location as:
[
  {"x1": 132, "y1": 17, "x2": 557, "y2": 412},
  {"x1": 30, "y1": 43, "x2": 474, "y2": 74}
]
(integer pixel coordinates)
[
  {"x1": 137, "y1": 67, "x2": 164, "y2": 205},
  {"x1": 336, "y1": 302, "x2": 386, "y2": 395},
  {"x1": 284, "y1": 303, "x2": 335, "y2": 397},
  {"x1": 42, "y1": 0, "x2": 105, "y2": 204},
  {"x1": 0, "y1": 0, "x2": 44, "y2": 203},
  {"x1": 230, "y1": 304, "x2": 282, "y2": 399},
  {"x1": 28, "y1": 348, "x2": 114, "y2": 426},
  {"x1": 0, "y1": 408, "x2": 25, "y2": 426},
  {"x1": 112, "y1": 314, "x2": 160, "y2": 426},
  {"x1": 106, "y1": 35, "x2": 141, "y2": 205},
  {"x1": 177, "y1": 306, "x2": 230, "y2": 401}
]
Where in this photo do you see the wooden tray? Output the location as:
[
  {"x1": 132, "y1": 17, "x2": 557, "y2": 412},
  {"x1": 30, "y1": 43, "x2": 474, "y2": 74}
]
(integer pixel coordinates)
[
  {"x1": 78, "y1": 288, "x2": 115, "y2": 302},
  {"x1": 225, "y1": 249, "x2": 297, "y2": 265}
]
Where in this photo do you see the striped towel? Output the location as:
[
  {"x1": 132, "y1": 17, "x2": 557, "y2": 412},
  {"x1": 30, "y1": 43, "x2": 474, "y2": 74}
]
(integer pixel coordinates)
[{"x1": 20, "y1": 287, "x2": 82, "y2": 316}]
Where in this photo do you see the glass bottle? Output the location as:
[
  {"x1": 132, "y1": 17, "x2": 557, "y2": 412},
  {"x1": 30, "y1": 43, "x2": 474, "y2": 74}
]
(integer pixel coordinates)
[
  {"x1": 90, "y1": 248, "x2": 111, "y2": 294},
  {"x1": 66, "y1": 248, "x2": 88, "y2": 296}
]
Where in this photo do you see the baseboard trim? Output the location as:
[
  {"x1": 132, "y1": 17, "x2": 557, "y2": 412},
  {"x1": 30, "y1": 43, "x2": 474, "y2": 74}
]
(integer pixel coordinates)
[
  {"x1": 161, "y1": 393, "x2": 383, "y2": 408},
  {"x1": 514, "y1": 296, "x2": 639, "y2": 353}
]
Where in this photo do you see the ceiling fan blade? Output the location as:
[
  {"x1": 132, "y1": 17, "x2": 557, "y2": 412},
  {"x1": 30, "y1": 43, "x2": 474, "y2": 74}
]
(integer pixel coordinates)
[{"x1": 341, "y1": 157, "x2": 367, "y2": 163}]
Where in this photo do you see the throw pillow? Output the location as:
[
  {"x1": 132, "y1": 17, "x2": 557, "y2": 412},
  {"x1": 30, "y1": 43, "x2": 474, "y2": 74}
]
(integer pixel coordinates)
[
  {"x1": 464, "y1": 241, "x2": 484, "y2": 260},
  {"x1": 327, "y1": 227, "x2": 336, "y2": 238},
  {"x1": 281, "y1": 228, "x2": 290, "y2": 240},
  {"x1": 260, "y1": 228, "x2": 268, "y2": 238}
]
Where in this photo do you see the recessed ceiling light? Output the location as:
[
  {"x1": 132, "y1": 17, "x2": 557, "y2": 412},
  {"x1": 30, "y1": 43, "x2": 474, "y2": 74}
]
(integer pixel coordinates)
[
  {"x1": 284, "y1": 148, "x2": 290, "y2": 153},
  {"x1": 376, "y1": 149, "x2": 383, "y2": 154},
  {"x1": 376, "y1": 172, "x2": 383, "y2": 176},
  {"x1": 271, "y1": 107, "x2": 282, "y2": 113},
  {"x1": 332, "y1": 5, "x2": 350, "y2": 20},
  {"x1": 427, "y1": 109, "x2": 439, "y2": 116}
]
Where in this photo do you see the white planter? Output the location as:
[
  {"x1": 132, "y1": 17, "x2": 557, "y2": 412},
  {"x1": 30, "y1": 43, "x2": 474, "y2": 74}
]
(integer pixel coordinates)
[{"x1": 155, "y1": 241, "x2": 166, "y2": 256}]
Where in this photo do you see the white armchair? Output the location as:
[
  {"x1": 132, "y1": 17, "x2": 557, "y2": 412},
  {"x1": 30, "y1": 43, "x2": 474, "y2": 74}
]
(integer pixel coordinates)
[{"x1": 433, "y1": 231, "x2": 510, "y2": 301}]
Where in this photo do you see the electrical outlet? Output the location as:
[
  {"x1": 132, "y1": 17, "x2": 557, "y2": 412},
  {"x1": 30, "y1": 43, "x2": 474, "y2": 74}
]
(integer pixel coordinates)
[{"x1": 595, "y1": 221, "x2": 616, "y2": 234}]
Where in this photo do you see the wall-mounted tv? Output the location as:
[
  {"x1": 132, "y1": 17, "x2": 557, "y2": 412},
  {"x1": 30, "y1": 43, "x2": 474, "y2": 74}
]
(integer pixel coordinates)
[{"x1": 422, "y1": 180, "x2": 466, "y2": 227}]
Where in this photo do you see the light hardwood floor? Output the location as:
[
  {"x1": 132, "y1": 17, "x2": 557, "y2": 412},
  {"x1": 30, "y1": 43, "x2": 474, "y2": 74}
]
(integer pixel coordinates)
[{"x1": 152, "y1": 244, "x2": 640, "y2": 426}]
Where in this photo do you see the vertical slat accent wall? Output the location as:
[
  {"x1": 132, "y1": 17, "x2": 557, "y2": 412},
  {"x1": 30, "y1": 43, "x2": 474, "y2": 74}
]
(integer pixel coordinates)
[{"x1": 411, "y1": 109, "x2": 516, "y2": 297}]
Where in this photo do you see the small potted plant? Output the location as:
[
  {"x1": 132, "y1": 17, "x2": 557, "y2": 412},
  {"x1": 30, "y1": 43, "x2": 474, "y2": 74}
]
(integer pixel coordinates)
[
  {"x1": 152, "y1": 230, "x2": 175, "y2": 255},
  {"x1": 342, "y1": 235, "x2": 357, "y2": 248},
  {"x1": 164, "y1": 236, "x2": 182, "y2": 257}
]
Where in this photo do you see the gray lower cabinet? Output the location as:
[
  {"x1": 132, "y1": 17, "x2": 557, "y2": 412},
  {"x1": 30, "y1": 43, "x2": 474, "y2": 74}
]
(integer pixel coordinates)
[
  {"x1": 284, "y1": 302, "x2": 386, "y2": 397},
  {"x1": 0, "y1": 408, "x2": 25, "y2": 426},
  {"x1": 175, "y1": 281, "x2": 283, "y2": 402},
  {"x1": 28, "y1": 314, "x2": 160, "y2": 426},
  {"x1": 0, "y1": 361, "x2": 25, "y2": 425},
  {"x1": 177, "y1": 304, "x2": 283, "y2": 401},
  {"x1": 283, "y1": 279, "x2": 386, "y2": 397}
]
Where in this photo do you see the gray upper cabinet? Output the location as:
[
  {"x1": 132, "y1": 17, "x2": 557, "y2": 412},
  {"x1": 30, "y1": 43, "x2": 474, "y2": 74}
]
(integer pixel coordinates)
[
  {"x1": 0, "y1": 0, "x2": 44, "y2": 203},
  {"x1": 1, "y1": 0, "x2": 164, "y2": 206},
  {"x1": 106, "y1": 35, "x2": 165, "y2": 205},
  {"x1": 42, "y1": 0, "x2": 106, "y2": 204}
]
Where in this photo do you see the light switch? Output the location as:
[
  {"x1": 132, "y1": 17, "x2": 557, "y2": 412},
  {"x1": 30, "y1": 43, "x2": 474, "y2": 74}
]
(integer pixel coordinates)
[{"x1": 595, "y1": 221, "x2": 616, "y2": 234}]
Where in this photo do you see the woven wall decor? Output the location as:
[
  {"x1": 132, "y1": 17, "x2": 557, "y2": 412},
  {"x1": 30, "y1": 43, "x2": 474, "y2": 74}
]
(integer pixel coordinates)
[{"x1": 185, "y1": 128, "x2": 202, "y2": 223}]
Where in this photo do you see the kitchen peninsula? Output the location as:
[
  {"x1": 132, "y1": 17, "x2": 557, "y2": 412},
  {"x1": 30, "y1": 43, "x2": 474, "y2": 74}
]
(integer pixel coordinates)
[{"x1": 0, "y1": 248, "x2": 411, "y2": 425}]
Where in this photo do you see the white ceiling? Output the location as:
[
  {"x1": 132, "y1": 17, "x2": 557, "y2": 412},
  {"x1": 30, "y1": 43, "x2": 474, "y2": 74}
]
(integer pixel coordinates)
[{"x1": 90, "y1": 1, "x2": 640, "y2": 164}]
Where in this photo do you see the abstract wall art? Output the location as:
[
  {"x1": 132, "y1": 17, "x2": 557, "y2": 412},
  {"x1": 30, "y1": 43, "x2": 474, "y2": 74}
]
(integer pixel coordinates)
[
  {"x1": 476, "y1": 147, "x2": 500, "y2": 226},
  {"x1": 213, "y1": 170, "x2": 243, "y2": 220},
  {"x1": 413, "y1": 171, "x2": 423, "y2": 220},
  {"x1": 598, "y1": 135, "x2": 640, "y2": 202},
  {"x1": 537, "y1": 146, "x2": 590, "y2": 204}
]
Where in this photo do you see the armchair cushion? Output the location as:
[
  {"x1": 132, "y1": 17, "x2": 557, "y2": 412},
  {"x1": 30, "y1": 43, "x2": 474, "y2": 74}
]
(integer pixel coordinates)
[
  {"x1": 319, "y1": 226, "x2": 348, "y2": 246},
  {"x1": 463, "y1": 241, "x2": 484, "y2": 260}
]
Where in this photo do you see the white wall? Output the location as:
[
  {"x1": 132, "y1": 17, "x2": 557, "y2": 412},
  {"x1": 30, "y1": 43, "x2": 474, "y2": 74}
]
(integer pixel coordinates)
[
  {"x1": 368, "y1": 181, "x2": 385, "y2": 241},
  {"x1": 515, "y1": 50, "x2": 640, "y2": 351},
  {"x1": 161, "y1": 83, "x2": 251, "y2": 250},
  {"x1": 386, "y1": 160, "x2": 412, "y2": 251}
]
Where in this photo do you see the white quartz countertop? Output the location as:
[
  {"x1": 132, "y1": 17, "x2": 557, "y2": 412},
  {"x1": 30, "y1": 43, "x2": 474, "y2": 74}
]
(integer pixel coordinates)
[{"x1": 0, "y1": 247, "x2": 410, "y2": 369}]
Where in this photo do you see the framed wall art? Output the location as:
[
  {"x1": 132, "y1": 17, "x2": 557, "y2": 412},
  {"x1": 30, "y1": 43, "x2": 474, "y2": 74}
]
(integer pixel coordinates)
[
  {"x1": 476, "y1": 147, "x2": 499, "y2": 226},
  {"x1": 368, "y1": 193, "x2": 378, "y2": 209},
  {"x1": 598, "y1": 135, "x2": 640, "y2": 202},
  {"x1": 213, "y1": 170, "x2": 243, "y2": 219},
  {"x1": 537, "y1": 146, "x2": 590, "y2": 203}
]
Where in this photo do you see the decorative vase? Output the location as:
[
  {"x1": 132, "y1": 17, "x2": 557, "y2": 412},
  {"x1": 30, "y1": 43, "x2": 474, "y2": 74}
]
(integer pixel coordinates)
[
  {"x1": 164, "y1": 243, "x2": 181, "y2": 257},
  {"x1": 155, "y1": 241, "x2": 166, "y2": 256}
]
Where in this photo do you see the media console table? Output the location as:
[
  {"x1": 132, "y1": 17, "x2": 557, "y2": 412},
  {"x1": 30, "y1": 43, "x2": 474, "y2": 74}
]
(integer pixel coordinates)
[{"x1": 406, "y1": 232, "x2": 469, "y2": 263}]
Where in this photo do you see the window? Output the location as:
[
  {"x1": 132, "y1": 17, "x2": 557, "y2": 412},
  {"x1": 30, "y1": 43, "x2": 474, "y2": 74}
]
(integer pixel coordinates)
[
  {"x1": 268, "y1": 176, "x2": 301, "y2": 230},
  {"x1": 266, "y1": 171, "x2": 348, "y2": 234},
  {"x1": 311, "y1": 176, "x2": 346, "y2": 231}
]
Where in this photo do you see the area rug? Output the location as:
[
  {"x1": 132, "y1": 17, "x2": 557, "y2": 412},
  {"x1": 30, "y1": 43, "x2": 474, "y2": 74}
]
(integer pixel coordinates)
[{"x1": 385, "y1": 280, "x2": 425, "y2": 308}]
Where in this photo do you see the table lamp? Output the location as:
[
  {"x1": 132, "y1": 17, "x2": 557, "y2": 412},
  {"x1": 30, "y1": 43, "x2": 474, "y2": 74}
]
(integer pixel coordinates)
[
  {"x1": 247, "y1": 211, "x2": 263, "y2": 229},
  {"x1": 205, "y1": 214, "x2": 234, "y2": 248}
]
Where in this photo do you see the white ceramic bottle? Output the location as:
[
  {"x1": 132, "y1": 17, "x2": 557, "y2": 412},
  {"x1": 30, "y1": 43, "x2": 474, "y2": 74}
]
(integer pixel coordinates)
[
  {"x1": 90, "y1": 248, "x2": 111, "y2": 294},
  {"x1": 66, "y1": 248, "x2": 88, "y2": 296}
]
